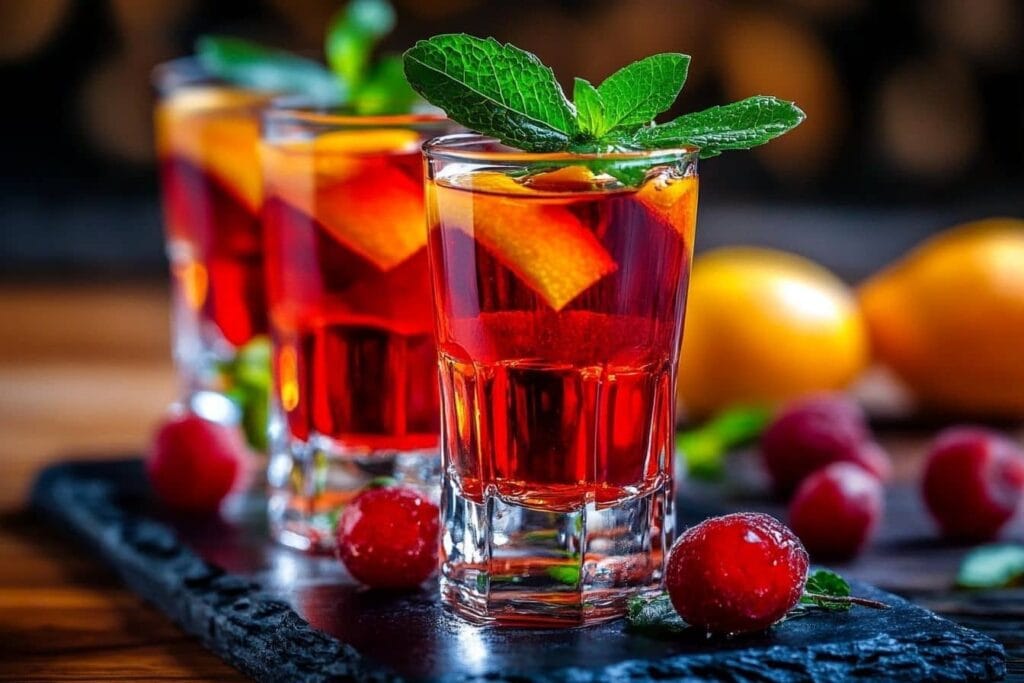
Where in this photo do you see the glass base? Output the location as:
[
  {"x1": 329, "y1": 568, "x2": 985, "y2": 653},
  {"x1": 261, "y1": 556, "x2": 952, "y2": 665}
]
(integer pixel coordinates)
[
  {"x1": 267, "y1": 429, "x2": 441, "y2": 553},
  {"x1": 439, "y1": 475, "x2": 675, "y2": 627}
]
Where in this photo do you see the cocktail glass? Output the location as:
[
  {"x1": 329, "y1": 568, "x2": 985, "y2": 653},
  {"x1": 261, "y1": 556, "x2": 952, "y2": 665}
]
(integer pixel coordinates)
[
  {"x1": 424, "y1": 134, "x2": 699, "y2": 625},
  {"x1": 153, "y1": 58, "x2": 272, "y2": 416},
  {"x1": 261, "y1": 106, "x2": 451, "y2": 552}
]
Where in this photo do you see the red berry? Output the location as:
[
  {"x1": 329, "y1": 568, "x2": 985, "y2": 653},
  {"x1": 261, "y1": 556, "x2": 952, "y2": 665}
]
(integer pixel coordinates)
[
  {"x1": 922, "y1": 427, "x2": 1024, "y2": 541},
  {"x1": 666, "y1": 513, "x2": 809, "y2": 635},
  {"x1": 336, "y1": 486, "x2": 439, "y2": 589},
  {"x1": 146, "y1": 412, "x2": 246, "y2": 512},
  {"x1": 789, "y1": 462, "x2": 883, "y2": 560},
  {"x1": 760, "y1": 395, "x2": 891, "y2": 493}
]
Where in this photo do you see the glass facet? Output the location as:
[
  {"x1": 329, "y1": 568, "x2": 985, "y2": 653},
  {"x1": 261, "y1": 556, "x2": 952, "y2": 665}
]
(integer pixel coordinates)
[
  {"x1": 425, "y1": 135, "x2": 699, "y2": 625},
  {"x1": 261, "y1": 108, "x2": 451, "y2": 551}
]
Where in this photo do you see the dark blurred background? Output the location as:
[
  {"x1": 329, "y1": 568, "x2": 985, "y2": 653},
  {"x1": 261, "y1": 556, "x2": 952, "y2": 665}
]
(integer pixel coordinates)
[{"x1": 0, "y1": 0, "x2": 1021, "y2": 280}]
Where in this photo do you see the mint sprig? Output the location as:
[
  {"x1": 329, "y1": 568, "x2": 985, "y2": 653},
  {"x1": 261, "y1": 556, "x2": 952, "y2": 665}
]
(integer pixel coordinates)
[
  {"x1": 403, "y1": 35, "x2": 576, "y2": 152},
  {"x1": 195, "y1": 0, "x2": 418, "y2": 114},
  {"x1": 402, "y1": 34, "x2": 804, "y2": 177},
  {"x1": 633, "y1": 96, "x2": 807, "y2": 158},
  {"x1": 196, "y1": 36, "x2": 344, "y2": 103},
  {"x1": 957, "y1": 544, "x2": 1024, "y2": 589},
  {"x1": 626, "y1": 569, "x2": 886, "y2": 634},
  {"x1": 677, "y1": 406, "x2": 772, "y2": 480}
]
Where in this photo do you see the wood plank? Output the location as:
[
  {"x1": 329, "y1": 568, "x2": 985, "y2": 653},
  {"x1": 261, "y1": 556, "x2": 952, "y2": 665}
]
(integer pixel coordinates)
[{"x1": 0, "y1": 283, "x2": 244, "y2": 682}]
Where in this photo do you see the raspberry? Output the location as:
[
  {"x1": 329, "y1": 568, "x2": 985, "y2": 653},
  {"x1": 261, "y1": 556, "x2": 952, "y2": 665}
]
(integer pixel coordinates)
[
  {"x1": 666, "y1": 513, "x2": 809, "y2": 635},
  {"x1": 336, "y1": 486, "x2": 439, "y2": 589},
  {"x1": 146, "y1": 412, "x2": 247, "y2": 512},
  {"x1": 922, "y1": 427, "x2": 1024, "y2": 541},
  {"x1": 789, "y1": 462, "x2": 883, "y2": 560},
  {"x1": 760, "y1": 395, "x2": 891, "y2": 493}
]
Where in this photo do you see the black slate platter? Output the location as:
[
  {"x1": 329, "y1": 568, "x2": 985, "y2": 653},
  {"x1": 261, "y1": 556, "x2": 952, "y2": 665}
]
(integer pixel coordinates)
[{"x1": 31, "y1": 459, "x2": 1006, "y2": 683}]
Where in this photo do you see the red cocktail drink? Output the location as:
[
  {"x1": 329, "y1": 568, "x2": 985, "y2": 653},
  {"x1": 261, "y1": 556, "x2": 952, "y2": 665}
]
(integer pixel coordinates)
[
  {"x1": 154, "y1": 60, "x2": 271, "y2": 400},
  {"x1": 262, "y1": 110, "x2": 450, "y2": 551},
  {"x1": 425, "y1": 135, "x2": 698, "y2": 625}
]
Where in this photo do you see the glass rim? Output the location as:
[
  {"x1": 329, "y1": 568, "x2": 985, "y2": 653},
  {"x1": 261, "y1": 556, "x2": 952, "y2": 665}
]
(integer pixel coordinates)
[
  {"x1": 151, "y1": 56, "x2": 217, "y2": 93},
  {"x1": 423, "y1": 133, "x2": 700, "y2": 163},
  {"x1": 264, "y1": 97, "x2": 449, "y2": 129}
]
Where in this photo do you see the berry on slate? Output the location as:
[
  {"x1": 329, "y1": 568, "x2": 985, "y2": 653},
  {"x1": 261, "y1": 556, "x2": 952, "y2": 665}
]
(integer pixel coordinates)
[
  {"x1": 336, "y1": 486, "x2": 440, "y2": 589},
  {"x1": 146, "y1": 412, "x2": 246, "y2": 512},
  {"x1": 760, "y1": 394, "x2": 891, "y2": 493},
  {"x1": 923, "y1": 427, "x2": 1024, "y2": 541},
  {"x1": 666, "y1": 512, "x2": 809, "y2": 635},
  {"x1": 789, "y1": 462, "x2": 883, "y2": 561}
]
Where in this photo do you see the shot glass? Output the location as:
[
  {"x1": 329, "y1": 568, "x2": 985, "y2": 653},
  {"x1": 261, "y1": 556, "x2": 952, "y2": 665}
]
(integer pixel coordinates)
[
  {"x1": 261, "y1": 106, "x2": 451, "y2": 551},
  {"x1": 424, "y1": 135, "x2": 699, "y2": 625},
  {"x1": 153, "y1": 58, "x2": 273, "y2": 421}
]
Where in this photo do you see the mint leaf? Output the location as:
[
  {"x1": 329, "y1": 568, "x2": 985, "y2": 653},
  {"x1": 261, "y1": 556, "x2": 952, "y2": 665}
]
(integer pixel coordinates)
[
  {"x1": 196, "y1": 36, "x2": 344, "y2": 103},
  {"x1": 222, "y1": 336, "x2": 272, "y2": 452},
  {"x1": 597, "y1": 53, "x2": 689, "y2": 132},
  {"x1": 677, "y1": 406, "x2": 771, "y2": 480},
  {"x1": 325, "y1": 0, "x2": 395, "y2": 90},
  {"x1": 633, "y1": 95, "x2": 805, "y2": 158},
  {"x1": 403, "y1": 34, "x2": 576, "y2": 152},
  {"x1": 546, "y1": 565, "x2": 581, "y2": 586},
  {"x1": 801, "y1": 569, "x2": 852, "y2": 611},
  {"x1": 573, "y1": 78, "x2": 605, "y2": 138},
  {"x1": 957, "y1": 544, "x2": 1024, "y2": 589},
  {"x1": 626, "y1": 593, "x2": 688, "y2": 633},
  {"x1": 353, "y1": 55, "x2": 419, "y2": 114},
  {"x1": 799, "y1": 568, "x2": 887, "y2": 611}
]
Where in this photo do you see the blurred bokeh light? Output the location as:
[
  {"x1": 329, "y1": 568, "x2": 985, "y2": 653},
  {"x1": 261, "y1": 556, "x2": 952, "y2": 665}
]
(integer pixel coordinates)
[{"x1": 0, "y1": 0, "x2": 1020, "y2": 278}]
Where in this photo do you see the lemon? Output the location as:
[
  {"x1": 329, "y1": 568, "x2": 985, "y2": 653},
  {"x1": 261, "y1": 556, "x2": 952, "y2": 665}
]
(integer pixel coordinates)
[
  {"x1": 859, "y1": 218, "x2": 1024, "y2": 417},
  {"x1": 677, "y1": 247, "x2": 868, "y2": 416}
]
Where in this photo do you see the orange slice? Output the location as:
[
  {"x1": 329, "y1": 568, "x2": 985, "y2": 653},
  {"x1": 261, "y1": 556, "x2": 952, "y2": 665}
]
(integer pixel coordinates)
[
  {"x1": 316, "y1": 164, "x2": 427, "y2": 270},
  {"x1": 262, "y1": 129, "x2": 422, "y2": 208},
  {"x1": 155, "y1": 86, "x2": 267, "y2": 213},
  {"x1": 431, "y1": 181, "x2": 617, "y2": 310},
  {"x1": 521, "y1": 165, "x2": 602, "y2": 192},
  {"x1": 636, "y1": 174, "x2": 699, "y2": 245},
  {"x1": 262, "y1": 130, "x2": 427, "y2": 271}
]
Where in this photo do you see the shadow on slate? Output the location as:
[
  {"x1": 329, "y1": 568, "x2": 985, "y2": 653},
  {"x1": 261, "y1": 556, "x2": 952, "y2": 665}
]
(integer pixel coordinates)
[{"x1": 31, "y1": 460, "x2": 1006, "y2": 683}]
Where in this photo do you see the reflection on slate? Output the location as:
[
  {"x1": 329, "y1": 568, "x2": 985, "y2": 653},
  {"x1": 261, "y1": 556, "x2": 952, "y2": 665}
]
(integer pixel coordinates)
[{"x1": 32, "y1": 460, "x2": 1006, "y2": 683}]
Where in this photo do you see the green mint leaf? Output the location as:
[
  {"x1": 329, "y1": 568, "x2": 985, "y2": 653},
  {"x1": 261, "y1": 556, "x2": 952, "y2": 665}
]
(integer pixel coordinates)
[
  {"x1": 677, "y1": 406, "x2": 772, "y2": 481},
  {"x1": 224, "y1": 336, "x2": 271, "y2": 452},
  {"x1": 325, "y1": 0, "x2": 395, "y2": 90},
  {"x1": 546, "y1": 565, "x2": 581, "y2": 586},
  {"x1": 365, "y1": 476, "x2": 399, "y2": 490},
  {"x1": 626, "y1": 593, "x2": 688, "y2": 633},
  {"x1": 353, "y1": 55, "x2": 420, "y2": 114},
  {"x1": 196, "y1": 36, "x2": 344, "y2": 103},
  {"x1": 957, "y1": 544, "x2": 1024, "y2": 589},
  {"x1": 573, "y1": 78, "x2": 606, "y2": 138},
  {"x1": 633, "y1": 95, "x2": 805, "y2": 158},
  {"x1": 403, "y1": 34, "x2": 576, "y2": 152},
  {"x1": 801, "y1": 569, "x2": 853, "y2": 611},
  {"x1": 597, "y1": 53, "x2": 690, "y2": 132}
]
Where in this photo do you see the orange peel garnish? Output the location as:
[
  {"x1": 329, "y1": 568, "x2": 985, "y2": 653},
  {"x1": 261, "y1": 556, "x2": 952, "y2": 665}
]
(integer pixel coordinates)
[
  {"x1": 262, "y1": 130, "x2": 427, "y2": 271},
  {"x1": 431, "y1": 181, "x2": 617, "y2": 310},
  {"x1": 155, "y1": 86, "x2": 268, "y2": 213},
  {"x1": 636, "y1": 174, "x2": 699, "y2": 245}
]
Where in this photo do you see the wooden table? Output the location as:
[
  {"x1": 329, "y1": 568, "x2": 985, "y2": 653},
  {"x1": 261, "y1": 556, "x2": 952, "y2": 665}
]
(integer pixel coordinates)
[
  {"x1": 0, "y1": 283, "x2": 245, "y2": 681},
  {"x1": 0, "y1": 283, "x2": 1020, "y2": 681}
]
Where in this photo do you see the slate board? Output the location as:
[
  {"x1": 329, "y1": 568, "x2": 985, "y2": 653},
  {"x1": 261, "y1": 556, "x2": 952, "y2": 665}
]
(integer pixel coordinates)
[{"x1": 31, "y1": 459, "x2": 1006, "y2": 683}]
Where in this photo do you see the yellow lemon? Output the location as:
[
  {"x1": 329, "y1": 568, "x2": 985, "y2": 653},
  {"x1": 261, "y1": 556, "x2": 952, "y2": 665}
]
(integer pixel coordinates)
[
  {"x1": 859, "y1": 218, "x2": 1024, "y2": 417},
  {"x1": 677, "y1": 247, "x2": 868, "y2": 415}
]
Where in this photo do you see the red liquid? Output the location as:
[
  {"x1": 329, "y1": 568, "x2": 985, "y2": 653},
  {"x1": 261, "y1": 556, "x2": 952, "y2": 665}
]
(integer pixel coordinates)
[
  {"x1": 429, "y1": 172, "x2": 697, "y2": 509},
  {"x1": 263, "y1": 142, "x2": 440, "y2": 452},
  {"x1": 159, "y1": 157, "x2": 267, "y2": 346},
  {"x1": 155, "y1": 88, "x2": 269, "y2": 349}
]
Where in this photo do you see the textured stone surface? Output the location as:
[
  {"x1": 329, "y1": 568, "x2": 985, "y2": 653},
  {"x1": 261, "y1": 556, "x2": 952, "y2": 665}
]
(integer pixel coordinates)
[{"x1": 32, "y1": 460, "x2": 1006, "y2": 683}]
